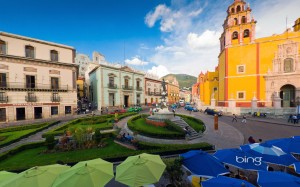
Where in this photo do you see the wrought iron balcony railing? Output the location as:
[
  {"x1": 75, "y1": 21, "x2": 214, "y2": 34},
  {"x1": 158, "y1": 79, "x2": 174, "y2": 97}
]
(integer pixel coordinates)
[
  {"x1": 0, "y1": 96, "x2": 8, "y2": 102},
  {"x1": 108, "y1": 84, "x2": 117, "y2": 89},
  {"x1": 136, "y1": 87, "x2": 143, "y2": 91},
  {"x1": 51, "y1": 96, "x2": 60, "y2": 102},
  {"x1": 154, "y1": 92, "x2": 162, "y2": 96},
  {"x1": 25, "y1": 95, "x2": 37, "y2": 102},
  {"x1": 0, "y1": 82, "x2": 69, "y2": 92},
  {"x1": 122, "y1": 85, "x2": 133, "y2": 90}
]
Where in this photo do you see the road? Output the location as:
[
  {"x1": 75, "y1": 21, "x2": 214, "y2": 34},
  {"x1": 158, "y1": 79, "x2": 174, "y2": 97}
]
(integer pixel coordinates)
[{"x1": 178, "y1": 108, "x2": 300, "y2": 144}]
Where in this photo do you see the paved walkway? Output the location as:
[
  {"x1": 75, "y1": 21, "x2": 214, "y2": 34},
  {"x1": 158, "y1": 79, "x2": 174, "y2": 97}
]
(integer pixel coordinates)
[{"x1": 0, "y1": 114, "x2": 89, "y2": 154}]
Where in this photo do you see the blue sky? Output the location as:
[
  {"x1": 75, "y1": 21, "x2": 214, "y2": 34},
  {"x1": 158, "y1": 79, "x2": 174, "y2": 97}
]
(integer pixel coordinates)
[{"x1": 1, "y1": 0, "x2": 300, "y2": 77}]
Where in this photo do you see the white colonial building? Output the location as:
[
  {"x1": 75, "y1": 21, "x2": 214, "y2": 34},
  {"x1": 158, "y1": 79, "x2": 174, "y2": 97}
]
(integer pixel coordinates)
[
  {"x1": 0, "y1": 32, "x2": 78, "y2": 122},
  {"x1": 145, "y1": 74, "x2": 163, "y2": 105}
]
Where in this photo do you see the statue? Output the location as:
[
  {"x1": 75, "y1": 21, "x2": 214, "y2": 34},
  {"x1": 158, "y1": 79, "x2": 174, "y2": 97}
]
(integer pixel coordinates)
[{"x1": 162, "y1": 79, "x2": 166, "y2": 92}]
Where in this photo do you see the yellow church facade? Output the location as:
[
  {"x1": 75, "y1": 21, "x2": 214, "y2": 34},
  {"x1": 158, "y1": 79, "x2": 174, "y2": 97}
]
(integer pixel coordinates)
[{"x1": 198, "y1": 0, "x2": 300, "y2": 109}]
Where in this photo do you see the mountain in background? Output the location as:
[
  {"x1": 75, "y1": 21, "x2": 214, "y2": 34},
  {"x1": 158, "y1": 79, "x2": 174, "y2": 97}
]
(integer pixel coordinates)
[{"x1": 161, "y1": 74, "x2": 197, "y2": 89}]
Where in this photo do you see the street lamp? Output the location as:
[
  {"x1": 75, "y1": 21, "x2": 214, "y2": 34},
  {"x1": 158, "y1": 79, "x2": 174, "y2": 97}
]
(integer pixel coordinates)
[{"x1": 296, "y1": 96, "x2": 300, "y2": 115}]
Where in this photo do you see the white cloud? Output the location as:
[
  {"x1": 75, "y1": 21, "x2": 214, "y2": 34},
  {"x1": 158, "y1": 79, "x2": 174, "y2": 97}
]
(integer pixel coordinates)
[
  {"x1": 142, "y1": 0, "x2": 300, "y2": 76},
  {"x1": 187, "y1": 30, "x2": 221, "y2": 49},
  {"x1": 147, "y1": 65, "x2": 170, "y2": 78},
  {"x1": 125, "y1": 56, "x2": 148, "y2": 66},
  {"x1": 145, "y1": 4, "x2": 171, "y2": 28}
]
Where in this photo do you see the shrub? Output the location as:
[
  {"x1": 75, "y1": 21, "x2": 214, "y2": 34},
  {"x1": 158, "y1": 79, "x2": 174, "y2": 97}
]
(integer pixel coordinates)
[
  {"x1": 165, "y1": 120, "x2": 185, "y2": 133},
  {"x1": 45, "y1": 135, "x2": 56, "y2": 150},
  {"x1": 94, "y1": 128, "x2": 102, "y2": 144}
]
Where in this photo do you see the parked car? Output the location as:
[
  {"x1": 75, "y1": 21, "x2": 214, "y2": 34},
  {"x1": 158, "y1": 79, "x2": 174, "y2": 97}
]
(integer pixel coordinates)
[
  {"x1": 186, "y1": 106, "x2": 199, "y2": 112},
  {"x1": 184, "y1": 105, "x2": 192, "y2": 110},
  {"x1": 204, "y1": 108, "x2": 223, "y2": 116},
  {"x1": 179, "y1": 100, "x2": 185, "y2": 106},
  {"x1": 127, "y1": 106, "x2": 142, "y2": 112},
  {"x1": 109, "y1": 109, "x2": 127, "y2": 114}
]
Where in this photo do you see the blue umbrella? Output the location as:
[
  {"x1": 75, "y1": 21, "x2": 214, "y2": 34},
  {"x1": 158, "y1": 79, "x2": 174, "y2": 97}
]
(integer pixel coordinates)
[
  {"x1": 291, "y1": 162, "x2": 300, "y2": 174},
  {"x1": 214, "y1": 148, "x2": 268, "y2": 171},
  {"x1": 240, "y1": 143, "x2": 298, "y2": 166},
  {"x1": 202, "y1": 176, "x2": 255, "y2": 187},
  {"x1": 257, "y1": 171, "x2": 300, "y2": 187},
  {"x1": 265, "y1": 136, "x2": 300, "y2": 154},
  {"x1": 180, "y1": 150, "x2": 229, "y2": 178}
]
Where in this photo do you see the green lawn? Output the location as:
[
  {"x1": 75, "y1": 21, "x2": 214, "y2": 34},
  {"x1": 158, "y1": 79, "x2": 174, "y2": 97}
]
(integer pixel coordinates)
[
  {"x1": 181, "y1": 117, "x2": 205, "y2": 133},
  {"x1": 0, "y1": 129, "x2": 38, "y2": 147},
  {"x1": 128, "y1": 117, "x2": 185, "y2": 139},
  {"x1": 0, "y1": 139, "x2": 137, "y2": 171}
]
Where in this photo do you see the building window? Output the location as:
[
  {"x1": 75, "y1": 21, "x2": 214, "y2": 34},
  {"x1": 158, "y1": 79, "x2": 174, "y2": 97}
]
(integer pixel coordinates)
[
  {"x1": 0, "y1": 108, "x2": 6, "y2": 122},
  {"x1": 242, "y1": 16, "x2": 247, "y2": 24},
  {"x1": 109, "y1": 77, "x2": 114, "y2": 86},
  {"x1": 244, "y1": 29, "x2": 250, "y2": 38},
  {"x1": 65, "y1": 106, "x2": 71, "y2": 114},
  {"x1": 148, "y1": 88, "x2": 151, "y2": 94},
  {"x1": 214, "y1": 87, "x2": 218, "y2": 92},
  {"x1": 232, "y1": 31, "x2": 238, "y2": 40},
  {"x1": 237, "y1": 65, "x2": 245, "y2": 73},
  {"x1": 237, "y1": 92, "x2": 245, "y2": 99},
  {"x1": 234, "y1": 18, "x2": 238, "y2": 25},
  {"x1": 26, "y1": 75, "x2": 36, "y2": 88},
  {"x1": 0, "y1": 40, "x2": 6, "y2": 55},
  {"x1": 236, "y1": 5, "x2": 241, "y2": 12},
  {"x1": 51, "y1": 77, "x2": 59, "y2": 89},
  {"x1": 25, "y1": 45, "x2": 35, "y2": 58},
  {"x1": 52, "y1": 93, "x2": 59, "y2": 102},
  {"x1": 0, "y1": 73, "x2": 7, "y2": 88},
  {"x1": 109, "y1": 93, "x2": 115, "y2": 106},
  {"x1": 125, "y1": 78, "x2": 129, "y2": 87},
  {"x1": 136, "y1": 94, "x2": 140, "y2": 105},
  {"x1": 231, "y1": 8, "x2": 235, "y2": 13},
  {"x1": 136, "y1": 80, "x2": 140, "y2": 88},
  {"x1": 284, "y1": 58, "x2": 294, "y2": 72},
  {"x1": 50, "y1": 50, "x2": 59, "y2": 61},
  {"x1": 72, "y1": 71, "x2": 76, "y2": 89},
  {"x1": 51, "y1": 106, "x2": 58, "y2": 115}
]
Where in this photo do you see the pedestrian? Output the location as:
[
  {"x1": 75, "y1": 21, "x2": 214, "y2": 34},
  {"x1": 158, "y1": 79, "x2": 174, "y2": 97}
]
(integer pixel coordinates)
[
  {"x1": 106, "y1": 107, "x2": 108, "y2": 114},
  {"x1": 288, "y1": 114, "x2": 293, "y2": 123},
  {"x1": 258, "y1": 138, "x2": 263, "y2": 143},
  {"x1": 172, "y1": 108, "x2": 175, "y2": 117},
  {"x1": 232, "y1": 114, "x2": 237, "y2": 122},
  {"x1": 292, "y1": 115, "x2": 297, "y2": 124},
  {"x1": 242, "y1": 115, "x2": 247, "y2": 123},
  {"x1": 248, "y1": 136, "x2": 256, "y2": 144}
]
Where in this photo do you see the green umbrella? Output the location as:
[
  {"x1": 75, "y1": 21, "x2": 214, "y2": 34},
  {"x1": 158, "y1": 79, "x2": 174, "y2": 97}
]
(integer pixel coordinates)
[
  {"x1": 0, "y1": 171, "x2": 17, "y2": 184},
  {"x1": 0, "y1": 164, "x2": 70, "y2": 187},
  {"x1": 52, "y1": 158, "x2": 113, "y2": 187},
  {"x1": 116, "y1": 153, "x2": 166, "y2": 187}
]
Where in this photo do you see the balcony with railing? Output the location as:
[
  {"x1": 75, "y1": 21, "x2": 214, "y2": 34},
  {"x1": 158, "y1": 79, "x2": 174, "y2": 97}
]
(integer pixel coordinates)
[
  {"x1": 0, "y1": 82, "x2": 69, "y2": 92},
  {"x1": 0, "y1": 95, "x2": 8, "y2": 103},
  {"x1": 122, "y1": 85, "x2": 133, "y2": 90},
  {"x1": 25, "y1": 95, "x2": 37, "y2": 102},
  {"x1": 154, "y1": 92, "x2": 162, "y2": 96},
  {"x1": 136, "y1": 87, "x2": 143, "y2": 91},
  {"x1": 51, "y1": 96, "x2": 60, "y2": 102},
  {"x1": 108, "y1": 84, "x2": 117, "y2": 89}
]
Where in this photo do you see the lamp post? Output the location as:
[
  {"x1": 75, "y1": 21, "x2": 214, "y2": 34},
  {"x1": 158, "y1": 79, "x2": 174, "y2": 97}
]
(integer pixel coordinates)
[{"x1": 296, "y1": 96, "x2": 300, "y2": 115}]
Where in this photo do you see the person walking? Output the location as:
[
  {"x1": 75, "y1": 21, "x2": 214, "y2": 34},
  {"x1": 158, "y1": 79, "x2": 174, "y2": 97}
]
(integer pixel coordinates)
[
  {"x1": 106, "y1": 107, "x2": 108, "y2": 114},
  {"x1": 172, "y1": 108, "x2": 176, "y2": 117},
  {"x1": 242, "y1": 115, "x2": 247, "y2": 123},
  {"x1": 232, "y1": 114, "x2": 237, "y2": 122},
  {"x1": 292, "y1": 115, "x2": 298, "y2": 124}
]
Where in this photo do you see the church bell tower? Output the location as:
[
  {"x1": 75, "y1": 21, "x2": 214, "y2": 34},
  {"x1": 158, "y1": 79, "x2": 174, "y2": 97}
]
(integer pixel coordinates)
[{"x1": 220, "y1": 0, "x2": 257, "y2": 52}]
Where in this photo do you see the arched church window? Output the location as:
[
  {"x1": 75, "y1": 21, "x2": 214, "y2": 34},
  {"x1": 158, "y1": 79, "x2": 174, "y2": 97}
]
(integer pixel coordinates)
[
  {"x1": 284, "y1": 58, "x2": 294, "y2": 72},
  {"x1": 234, "y1": 18, "x2": 238, "y2": 25},
  {"x1": 243, "y1": 29, "x2": 250, "y2": 38},
  {"x1": 237, "y1": 5, "x2": 241, "y2": 12},
  {"x1": 232, "y1": 31, "x2": 238, "y2": 40},
  {"x1": 241, "y1": 16, "x2": 246, "y2": 24},
  {"x1": 231, "y1": 8, "x2": 235, "y2": 13}
]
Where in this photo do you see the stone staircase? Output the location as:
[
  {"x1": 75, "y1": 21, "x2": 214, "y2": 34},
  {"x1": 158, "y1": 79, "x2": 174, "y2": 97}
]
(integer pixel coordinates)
[{"x1": 171, "y1": 117, "x2": 202, "y2": 140}]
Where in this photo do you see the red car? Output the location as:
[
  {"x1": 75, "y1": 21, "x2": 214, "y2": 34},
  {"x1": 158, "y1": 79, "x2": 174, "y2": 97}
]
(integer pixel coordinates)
[{"x1": 109, "y1": 109, "x2": 127, "y2": 114}]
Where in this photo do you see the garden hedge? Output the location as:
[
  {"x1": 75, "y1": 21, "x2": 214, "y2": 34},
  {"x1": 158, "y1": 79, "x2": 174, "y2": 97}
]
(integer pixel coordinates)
[{"x1": 0, "y1": 121, "x2": 60, "y2": 148}]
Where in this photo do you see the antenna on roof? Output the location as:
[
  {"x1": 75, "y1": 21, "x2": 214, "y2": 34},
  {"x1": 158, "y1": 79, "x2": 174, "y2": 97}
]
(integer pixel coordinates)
[{"x1": 123, "y1": 41, "x2": 126, "y2": 66}]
